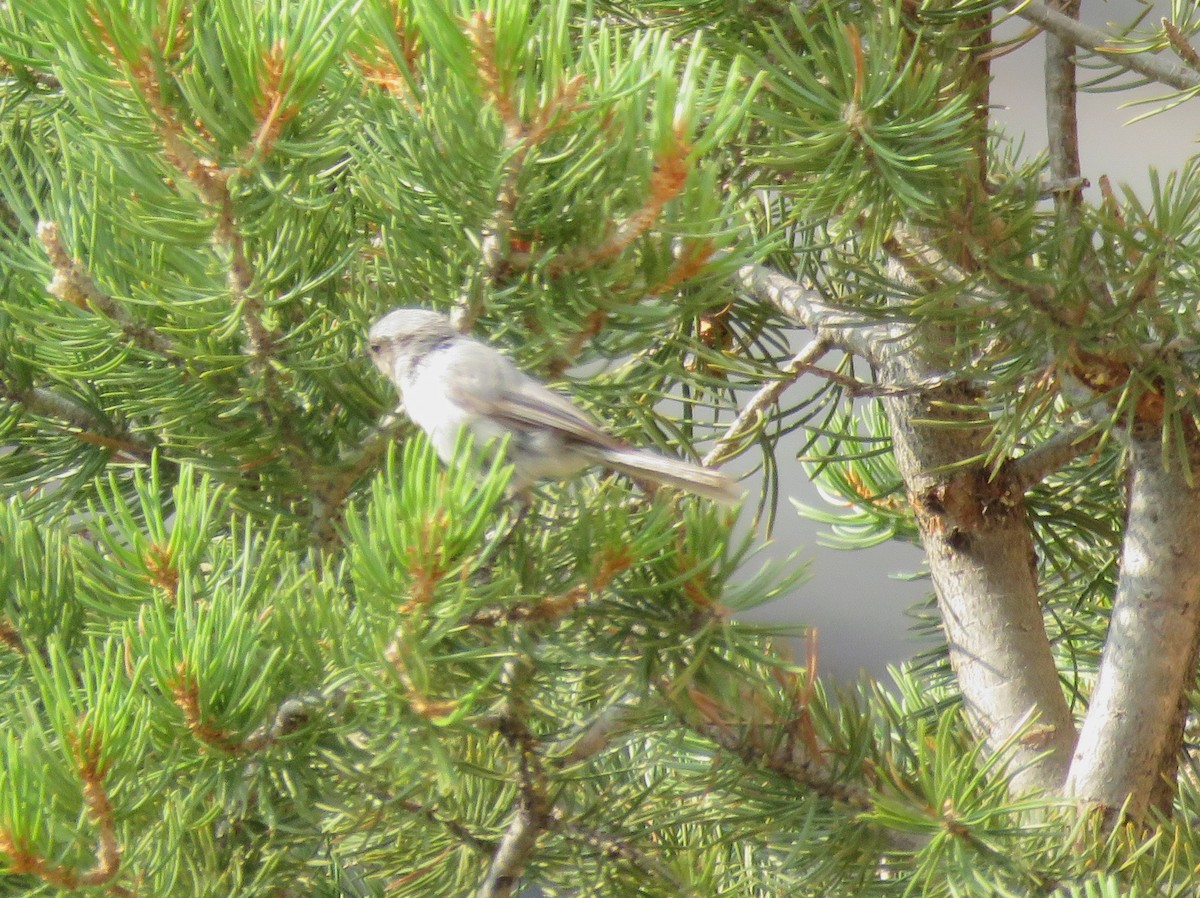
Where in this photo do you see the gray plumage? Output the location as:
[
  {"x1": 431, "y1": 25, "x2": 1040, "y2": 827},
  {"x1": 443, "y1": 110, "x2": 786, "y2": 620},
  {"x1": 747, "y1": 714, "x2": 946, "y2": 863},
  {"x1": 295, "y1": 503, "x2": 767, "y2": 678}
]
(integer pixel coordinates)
[{"x1": 367, "y1": 308, "x2": 740, "y2": 504}]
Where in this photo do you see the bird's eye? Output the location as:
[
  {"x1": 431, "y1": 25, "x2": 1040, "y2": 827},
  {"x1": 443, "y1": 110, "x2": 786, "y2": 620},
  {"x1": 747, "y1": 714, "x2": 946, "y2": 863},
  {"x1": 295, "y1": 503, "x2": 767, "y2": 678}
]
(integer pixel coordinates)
[{"x1": 368, "y1": 342, "x2": 382, "y2": 355}]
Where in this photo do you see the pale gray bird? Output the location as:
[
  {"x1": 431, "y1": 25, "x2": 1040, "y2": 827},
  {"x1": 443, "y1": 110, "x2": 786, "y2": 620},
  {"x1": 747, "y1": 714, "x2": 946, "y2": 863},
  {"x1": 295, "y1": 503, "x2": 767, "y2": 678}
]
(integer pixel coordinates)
[{"x1": 367, "y1": 308, "x2": 740, "y2": 503}]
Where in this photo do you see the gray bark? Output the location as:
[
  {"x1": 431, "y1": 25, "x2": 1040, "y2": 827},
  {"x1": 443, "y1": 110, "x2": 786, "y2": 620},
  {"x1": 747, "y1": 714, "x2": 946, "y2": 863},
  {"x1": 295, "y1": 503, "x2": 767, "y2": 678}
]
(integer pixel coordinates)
[
  {"x1": 738, "y1": 260, "x2": 1079, "y2": 794},
  {"x1": 1066, "y1": 433, "x2": 1200, "y2": 819},
  {"x1": 879, "y1": 350, "x2": 1077, "y2": 795}
]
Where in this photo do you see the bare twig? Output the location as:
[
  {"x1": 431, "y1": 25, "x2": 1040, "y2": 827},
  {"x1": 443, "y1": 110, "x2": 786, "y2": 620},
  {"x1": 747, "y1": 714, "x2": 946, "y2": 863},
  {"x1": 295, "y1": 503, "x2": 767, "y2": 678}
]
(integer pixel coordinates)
[
  {"x1": 703, "y1": 338, "x2": 831, "y2": 466},
  {"x1": 1001, "y1": 0, "x2": 1200, "y2": 92},
  {"x1": 1042, "y1": 0, "x2": 1114, "y2": 320},
  {"x1": 1044, "y1": 0, "x2": 1083, "y2": 217}
]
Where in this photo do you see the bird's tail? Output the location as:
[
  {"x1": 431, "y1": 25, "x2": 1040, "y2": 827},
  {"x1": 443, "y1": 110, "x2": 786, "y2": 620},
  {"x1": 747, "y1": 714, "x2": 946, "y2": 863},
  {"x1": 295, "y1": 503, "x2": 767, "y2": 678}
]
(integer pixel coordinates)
[{"x1": 593, "y1": 447, "x2": 742, "y2": 505}]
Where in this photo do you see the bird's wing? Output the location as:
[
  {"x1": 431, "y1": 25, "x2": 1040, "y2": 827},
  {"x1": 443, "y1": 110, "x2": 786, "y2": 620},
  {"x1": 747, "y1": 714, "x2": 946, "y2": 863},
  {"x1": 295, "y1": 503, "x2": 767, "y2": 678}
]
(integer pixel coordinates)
[
  {"x1": 495, "y1": 377, "x2": 624, "y2": 450},
  {"x1": 443, "y1": 342, "x2": 622, "y2": 450}
]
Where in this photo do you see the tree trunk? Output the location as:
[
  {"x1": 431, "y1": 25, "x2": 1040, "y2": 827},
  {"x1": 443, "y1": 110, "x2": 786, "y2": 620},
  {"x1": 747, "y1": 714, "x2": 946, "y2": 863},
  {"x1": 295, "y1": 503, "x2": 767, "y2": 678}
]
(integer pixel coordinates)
[
  {"x1": 881, "y1": 353, "x2": 1077, "y2": 795},
  {"x1": 1066, "y1": 432, "x2": 1200, "y2": 819}
]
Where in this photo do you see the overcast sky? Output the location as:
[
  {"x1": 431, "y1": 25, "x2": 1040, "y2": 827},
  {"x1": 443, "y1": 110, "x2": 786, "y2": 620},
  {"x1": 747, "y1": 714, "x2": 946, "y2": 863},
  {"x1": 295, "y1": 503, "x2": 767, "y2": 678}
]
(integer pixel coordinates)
[{"x1": 750, "y1": 0, "x2": 1198, "y2": 681}]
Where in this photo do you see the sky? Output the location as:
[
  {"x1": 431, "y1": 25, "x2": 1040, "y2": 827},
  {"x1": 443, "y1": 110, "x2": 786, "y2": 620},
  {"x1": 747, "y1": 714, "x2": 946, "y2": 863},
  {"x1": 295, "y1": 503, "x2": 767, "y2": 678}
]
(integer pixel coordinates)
[{"x1": 749, "y1": 0, "x2": 1198, "y2": 681}]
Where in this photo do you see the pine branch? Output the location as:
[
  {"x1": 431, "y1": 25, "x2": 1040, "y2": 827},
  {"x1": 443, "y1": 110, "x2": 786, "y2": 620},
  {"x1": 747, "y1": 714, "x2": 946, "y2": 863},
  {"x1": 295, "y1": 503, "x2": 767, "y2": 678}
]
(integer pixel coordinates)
[
  {"x1": 0, "y1": 730, "x2": 132, "y2": 897},
  {"x1": 548, "y1": 129, "x2": 690, "y2": 275},
  {"x1": 734, "y1": 262, "x2": 896, "y2": 363},
  {"x1": 1001, "y1": 0, "x2": 1200, "y2": 91},
  {"x1": 0, "y1": 379, "x2": 155, "y2": 462},
  {"x1": 455, "y1": 14, "x2": 587, "y2": 332},
  {"x1": 395, "y1": 797, "x2": 498, "y2": 856},
  {"x1": 310, "y1": 412, "x2": 405, "y2": 550},
  {"x1": 38, "y1": 220, "x2": 181, "y2": 361},
  {"x1": 886, "y1": 223, "x2": 1065, "y2": 325},
  {"x1": 1163, "y1": 19, "x2": 1200, "y2": 74},
  {"x1": 663, "y1": 674, "x2": 872, "y2": 810},
  {"x1": 468, "y1": 547, "x2": 632, "y2": 626},
  {"x1": 117, "y1": 52, "x2": 277, "y2": 362}
]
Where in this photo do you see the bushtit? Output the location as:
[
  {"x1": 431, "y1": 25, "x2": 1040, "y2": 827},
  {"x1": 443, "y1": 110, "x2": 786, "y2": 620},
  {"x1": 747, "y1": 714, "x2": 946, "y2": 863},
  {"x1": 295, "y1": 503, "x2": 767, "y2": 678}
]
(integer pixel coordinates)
[{"x1": 367, "y1": 308, "x2": 740, "y2": 503}]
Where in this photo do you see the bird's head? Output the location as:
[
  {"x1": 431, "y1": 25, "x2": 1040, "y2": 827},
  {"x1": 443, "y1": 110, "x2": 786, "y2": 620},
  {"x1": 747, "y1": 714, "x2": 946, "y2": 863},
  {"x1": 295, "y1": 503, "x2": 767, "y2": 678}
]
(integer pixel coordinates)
[{"x1": 367, "y1": 308, "x2": 457, "y2": 380}]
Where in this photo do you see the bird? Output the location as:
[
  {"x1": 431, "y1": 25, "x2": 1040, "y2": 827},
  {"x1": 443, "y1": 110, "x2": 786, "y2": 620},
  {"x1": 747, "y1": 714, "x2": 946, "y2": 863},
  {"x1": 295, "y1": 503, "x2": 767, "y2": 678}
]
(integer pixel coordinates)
[{"x1": 367, "y1": 308, "x2": 740, "y2": 504}]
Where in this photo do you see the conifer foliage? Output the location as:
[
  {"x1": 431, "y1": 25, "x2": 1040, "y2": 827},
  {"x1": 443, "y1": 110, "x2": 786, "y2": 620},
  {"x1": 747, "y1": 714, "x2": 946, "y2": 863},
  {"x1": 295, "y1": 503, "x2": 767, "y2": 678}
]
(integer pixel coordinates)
[{"x1": 2, "y1": 1, "x2": 1200, "y2": 896}]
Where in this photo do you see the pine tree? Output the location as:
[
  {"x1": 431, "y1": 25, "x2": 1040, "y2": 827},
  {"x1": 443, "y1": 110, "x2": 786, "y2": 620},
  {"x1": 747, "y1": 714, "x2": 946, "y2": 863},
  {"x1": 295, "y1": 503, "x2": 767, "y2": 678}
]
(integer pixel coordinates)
[{"x1": 2, "y1": 1, "x2": 1200, "y2": 896}]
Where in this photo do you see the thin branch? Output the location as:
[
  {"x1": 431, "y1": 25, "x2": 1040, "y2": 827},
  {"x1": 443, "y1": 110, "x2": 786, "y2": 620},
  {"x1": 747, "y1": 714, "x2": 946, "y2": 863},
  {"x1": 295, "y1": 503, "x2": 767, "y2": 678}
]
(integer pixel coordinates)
[
  {"x1": 468, "y1": 547, "x2": 632, "y2": 627},
  {"x1": 0, "y1": 380, "x2": 156, "y2": 462},
  {"x1": 38, "y1": 220, "x2": 181, "y2": 361},
  {"x1": 888, "y1": 223, "x2": 1087, "y2": 329},
  {"x1": 1042, "y1": 0, "x2": 1113, "y2": 321},
  {"x1": 170, "y1": 662, "x2": 248, "y2": 755},
  {"x1": 1163, "y1": 19, "x2": 1200, "y2": 74},
  {"x1": 680, "y1": 711, "x2": 871, "y2": 809},
  {"x1": 548, "y1": 129, "x2": 690, "y2": 276},
  {"x1": 1001, "y1": 0, "x2": 1200, "y2": 92},
  {"x1": 661, "y1": 680, "x2": 872, "y2": 809},
  {"x1": 734, "y1": 262, "x2": 897, "y2": 363},
  {"x1": 73, "y1": 736, "x2": 124, "y2": 891},
  {"x1": 0, "y1": 619, "x2": 26, "y2": 656},
  {"x1": 556, "y1": 820, "x2": 699, "y2": 898},
  {"x1": 1010, "y1": 425, "x2": 1102, "y2": 493},
  {"x1": 476, "y1": 678, "x2": 551, "y2": 898},
  {"x1": 395, "y1": 797, "x2": 498, "y2": 855},
  {"x1": 703, "y1": 338, "x2": 831, "y2": 467},
  {"x1": 1044, "y1": 0, "x2": 1084, "y2": 217}
]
